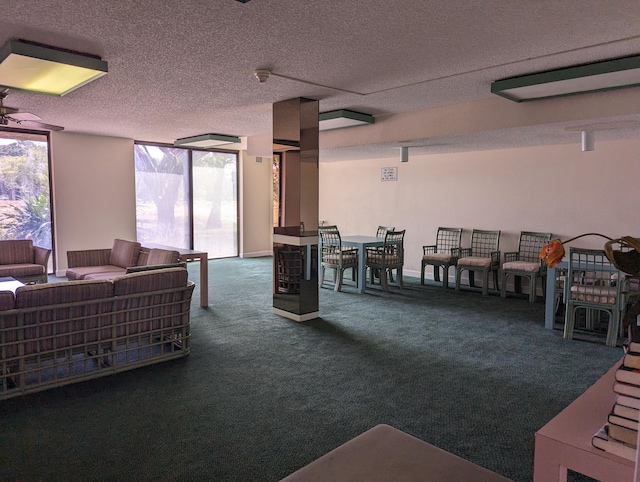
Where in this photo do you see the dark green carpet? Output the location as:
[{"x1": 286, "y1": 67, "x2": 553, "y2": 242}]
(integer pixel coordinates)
[{"x1": 0, "y1": 257, "x2": 623, "y2": 481}]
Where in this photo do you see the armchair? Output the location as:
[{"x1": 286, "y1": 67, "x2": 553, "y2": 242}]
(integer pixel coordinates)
[
  {"x1": 500, "y1": 231, "x2": 552, "y2": 302},
  {"x1": 455, "y1": 229, "x2": 501, "y2": 295},
  {"x1": 0, "y1": 239, "x2": 50, "y2": 284},
  {"x1": 420, "y1": 227, "x2": 462, "y2": 288},
  {"x1": 318, "y1": 225, "x2": 358, "y2": 292},
  {"x1": 366, "y1": 230, "x2": 405, "y2": 292},
  {"x1": 564, "y1": 247, "x2": 622, "y2": 347}
]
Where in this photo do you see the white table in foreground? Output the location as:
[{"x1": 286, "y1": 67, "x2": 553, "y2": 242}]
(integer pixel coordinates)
[
  {"x1": 534, "y1": 360, "x2": 633, "y2": 481},
  {"x1": 341, "y1": 235, "x2": 384, "y2": 293},
  {"x1": 280, "y1": 424, "x2": 511, "y2": 482}
]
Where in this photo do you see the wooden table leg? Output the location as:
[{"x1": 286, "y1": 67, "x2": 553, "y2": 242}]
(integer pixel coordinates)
[{"x1": 199, "y1": 255, "x2": 208, "y2": 307}]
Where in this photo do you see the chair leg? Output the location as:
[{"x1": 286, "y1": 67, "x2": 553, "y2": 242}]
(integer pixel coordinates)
[
  {"x1": 381, "y1": 268, "x2": 389, "y2": 292},
  {"x1": 442, "y1": 266, "x2": 449, "y2": 289},
  {"x1": 529, "y1": 276, "x2": 537, "y2": 303},
  {"x1": 564, "y1": 304, "x2": 575, "y2": 340},
  {"x1": 455, "y1": 267, "x2": 462, "y2": 291},
  {"x1": 334, "y1": 267, "x2": 342, "y2": 292},
  {"x1": 501, "y1": 272, "x2": 508, "y2": 298},
  {"x1": 493, "y1": 269, "x2": 499, "y2": 293},
  {"x1": 319, "y1": 266, "x2": 326, "y2": 287},
  {"x1": 482, "y1": 270, "x2": 489, "y2": 296},
  {"x1": 397, "y1": 267, "x2": 404, "y2": 289},
  {"x1": 606, "y1": 310, "x2": 620, "y2": 347},
  {"x1": 433, "y1": 266, "x2": 441, "y2": 284},
  {"x1": 420, "y1": 262, "x2": 426, "y2": 285}
]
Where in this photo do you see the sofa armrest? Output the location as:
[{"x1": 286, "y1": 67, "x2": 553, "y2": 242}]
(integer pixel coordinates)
[
  {"x1": 67, "y1": 249, "x2": 112, "y2": 268},
  {"x1": 33, "y1": 246, "x2": 51, "y2": 268}
]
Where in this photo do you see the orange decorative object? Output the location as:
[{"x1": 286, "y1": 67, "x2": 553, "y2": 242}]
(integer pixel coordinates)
[{"x1": 539, "y1": 239, "x2": 565, "y2": 268}]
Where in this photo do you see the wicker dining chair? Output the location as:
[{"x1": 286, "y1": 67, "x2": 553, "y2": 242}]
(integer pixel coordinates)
[
  {"x1": 455, "y1": 229, "x2": 501, "y2": 295},
  {"x1": 366, "y1": 230, "x2": 405, "y2": 292},
  {"x1": 501, "y1": 231, "x2": 552, "y2": 302},
  {"x1": 421, "y1": 227, "x2": 463, "y2": 289},
  {"x1": 564, "y1": 247, "x2": 622, "y2": 347},
  {"x1": 374, "y1": 226, "x2": 395, "y2": 282},
  {"x1": 318, "y1": 225, "x2": 358, "y2": 292}
]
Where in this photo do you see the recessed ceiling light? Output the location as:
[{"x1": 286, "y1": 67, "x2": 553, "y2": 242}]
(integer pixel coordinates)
[
  {"x1": 319, "y1": 109, "x2": 374, "y2": 131},
  {"x1": 0, "y1": 40, "x2": 108, "y2": 96},
  {"x1": 491, "y1": 55, "x2": 640, "y2": 102},
  {"x1": 174, "y1": 133, "x2": 241, "y2": 148}
]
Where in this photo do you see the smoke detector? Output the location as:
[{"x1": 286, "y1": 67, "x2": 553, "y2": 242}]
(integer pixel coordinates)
[{"x1": 254, "y1": 69, "x2": 270, "y2": 84}]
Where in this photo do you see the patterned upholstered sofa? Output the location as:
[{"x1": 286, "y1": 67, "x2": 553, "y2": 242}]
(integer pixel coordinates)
[
  {"x1": 0, "y1": 239, "x2": 51, "y2": 284},
  {"x1": 0, "y1": 266, "x2": 194, "y2": 400},
  {"x1": 66, "y1": 238, "x2": 180, "y2": 280}
]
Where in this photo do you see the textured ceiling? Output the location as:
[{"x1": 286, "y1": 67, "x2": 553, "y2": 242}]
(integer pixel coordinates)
[{"x1": 1, "y1": 0, "x2": 640, "y2": 160}]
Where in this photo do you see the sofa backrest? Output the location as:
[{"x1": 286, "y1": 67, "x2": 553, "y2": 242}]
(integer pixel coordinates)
[
  {"x1": 113, "y1": 267, "x2": 188, "y2": 295},
  {"x1": 0, "y1": 239, "x2": 34, "y2": 265},
  {"x1": 0, "y1": 291, "x2": 15, "y2": 311},
  {"x1": 109, "y1": 239, "x2": 141, "y2": 268},
  {"x1": 15, "y1": 280, "x2": 115, "y2": 355},
  {"x1": 112, "y1": 267, "x2": 191, "y2": 335},
  {"x1": 15, "y1": 280, "x2": 114, "y2": 308}
]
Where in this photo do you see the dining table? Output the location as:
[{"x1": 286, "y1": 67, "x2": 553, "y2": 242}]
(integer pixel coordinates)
[{"x1": 340, "y1": 235, "x2": 385, "y2": 293}]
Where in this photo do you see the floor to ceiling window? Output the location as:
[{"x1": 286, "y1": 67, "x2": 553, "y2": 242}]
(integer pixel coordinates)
[
  {"x1": 134, "y1": 142, "x2": 238, "y2": 258},
  {"x1": 0, "y1": 128, "x2": 53, "y2": 271}
]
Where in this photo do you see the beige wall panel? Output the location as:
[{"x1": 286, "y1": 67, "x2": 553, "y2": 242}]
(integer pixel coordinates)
[
  {"x1": 50, "y1": 132, "x2": 135, "y2": 275},
  {"x1": 239, "y1": 153, "x2": 273, "y2": 258}
]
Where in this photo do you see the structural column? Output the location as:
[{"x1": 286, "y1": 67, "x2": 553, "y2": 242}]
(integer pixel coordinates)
[{"x1": 272, "y1": 98, "x2": 319, "y2": 322}]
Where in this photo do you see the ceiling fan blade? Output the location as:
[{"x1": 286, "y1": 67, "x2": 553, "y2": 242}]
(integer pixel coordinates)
[
  {"x1": 9, "y1": 112, "x2": 42, "y2": 121},
  {"x1": 6, "y1": 116, "x2": 64, "y2": 131}
]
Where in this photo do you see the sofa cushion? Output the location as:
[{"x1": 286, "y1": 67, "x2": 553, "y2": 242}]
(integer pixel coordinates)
[
  {"x1": 109, "y1": 239, "x2": 141, "y2": 268},
  {"x1": 0, "y1": 240, "x2": 34, "y2": 265},
  {"x1": 66, "y1": 265, "x2": 125, "y2": 280},
  {"x1": 146, "y1": 248, "x2": 180, "y2": 265},
  {"x1": 84, "y1": 271, "x2": 128, "y2": 280},
  {"x1": 0, "y1": 264, "x2": 45, "y2": 278}
]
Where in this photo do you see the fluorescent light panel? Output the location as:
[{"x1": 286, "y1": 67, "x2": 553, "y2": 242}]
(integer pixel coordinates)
[
  {"x1": 319, "y1": 109, "x2": 374, "y2": 131},
  {"x1": 0, "y1": 40, "x2": 108, "y2": 96},
  {"x1": 491, "y1": 55, "x2": 640, "y2": 102},
  {"x1": 174, "y1": 133, "x2": 241, "y2": 148}
]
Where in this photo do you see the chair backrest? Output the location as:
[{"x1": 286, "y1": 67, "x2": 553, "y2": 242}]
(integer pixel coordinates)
[
  {"x1": 435, "y1": 227, "x2": 462, "y2": 253},
  {"x1": 376, "y1": 226, "x2": 395, "y2": 238},
  {"x1": 469, "y1": 229, "x2": 500, "y2": 258},
  {"x1": 318, "y1": 225, "x2": 342, "y2": 255},
  {"x1": 384, "y1": 230, "x2": 406, "y2": 261},
  {"x1": 517, "y1": 231, "x2": 553, "y2": 262},
  {"x1": 567, "y1": 247, "x2": 621, "y2": 306}
]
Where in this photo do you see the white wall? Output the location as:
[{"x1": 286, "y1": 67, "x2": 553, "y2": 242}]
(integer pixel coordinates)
[
  {"x1": 239, "y1": 153, "x2": 273, "y2": 258},
  {"x1": 51, "y1": 132, "x2": 136, "y2": 275},
  {"x1": 319, "y1": 138, "x2": 640, "y2": 280}
]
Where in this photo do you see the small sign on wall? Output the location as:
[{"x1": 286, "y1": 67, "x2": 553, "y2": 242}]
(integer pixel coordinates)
[{"x1": 381, "y1": 167, "x2": 397, "y2": 182}]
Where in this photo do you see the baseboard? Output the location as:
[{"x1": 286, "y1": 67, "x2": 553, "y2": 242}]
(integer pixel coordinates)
[{"x1": 240, "y1": 251, "x2": 273, "y2": 259}]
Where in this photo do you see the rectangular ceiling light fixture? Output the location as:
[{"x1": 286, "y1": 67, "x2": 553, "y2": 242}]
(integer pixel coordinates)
[
  {"x1": 174, "y1": 133, "x2": 241, "y2": 148},
  {"x1": 0, "y1": 40, "x2": 108, "y2": 96},
  {"x1": 491, "y1": 55, "x2": 640, "y2": 102},
  {"x1": 318, "y1": 109, "x2": 374, "y2": 131}
]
